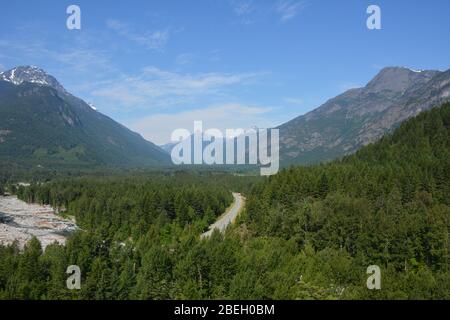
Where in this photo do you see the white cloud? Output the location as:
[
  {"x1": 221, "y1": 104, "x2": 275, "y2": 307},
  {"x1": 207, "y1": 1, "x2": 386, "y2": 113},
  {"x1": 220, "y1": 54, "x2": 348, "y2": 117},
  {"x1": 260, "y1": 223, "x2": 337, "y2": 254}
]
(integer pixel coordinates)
[
  {"x1": 0, "y1": 39, "x2": 114, "y2": 76},
  {"x1": 230, "y1": 0, "x2": 308, "y2": 24},
  {"x1": 175, "y1": 53, "x2": 195, "y2": 66},
  {"x1": 284, "y1": 97, "x2": 303, "y2": 105},
  {"x1": 90, "y1": 66, "x2": 265, "y2": 109},
  {"x1": 230, "y1": 0, "x2": 258, "y2": 24},
  {"x1": 106, "y1": 19, "x2": 170, "y2": 51},
  {"x1": 276, "y1": 1, "x2": 307, "y2": 22},
  {"x1": 129, "y1": 103, "x2": 275, "y2": 144},
  {"x1": 231, "y1": 0, "x2": 254, "y2": 16},
  {"x1": 51, "y1": 48, "x2": 114, "y2": 74}
]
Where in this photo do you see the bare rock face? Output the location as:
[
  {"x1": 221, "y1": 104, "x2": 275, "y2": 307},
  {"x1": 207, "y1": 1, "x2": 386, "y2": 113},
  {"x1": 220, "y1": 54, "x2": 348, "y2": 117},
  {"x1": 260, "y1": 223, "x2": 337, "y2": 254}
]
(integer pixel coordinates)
[
  {"x1": 0, "y1": 196, "x2": 77, "y2": 249},
  {"x1": 279, "y1": 67, "x2": 450, "y2": 165},
  {"x1": 365, "y1": 67, "x2": 439, "y2": 94}
]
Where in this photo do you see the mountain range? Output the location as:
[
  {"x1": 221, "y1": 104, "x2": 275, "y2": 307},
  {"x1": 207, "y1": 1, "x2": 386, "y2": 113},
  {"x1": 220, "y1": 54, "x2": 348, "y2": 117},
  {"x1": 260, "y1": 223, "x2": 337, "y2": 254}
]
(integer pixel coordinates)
[
  {"x1": 279, "y1": 67, "x2": 450, "y2": 165},
  {"x1": 0, "y1": 66, "x2": 170, "y2": 168},
  {"x1": 1, "y1": 65, "x2": 449, "y2": 170}
]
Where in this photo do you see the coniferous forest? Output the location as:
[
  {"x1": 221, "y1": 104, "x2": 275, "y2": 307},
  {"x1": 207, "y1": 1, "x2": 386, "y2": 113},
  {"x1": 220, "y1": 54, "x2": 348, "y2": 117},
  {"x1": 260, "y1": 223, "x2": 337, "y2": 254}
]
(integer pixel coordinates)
[{"x1": 0, "y1": 103, "x2": 449, "y2": 300}]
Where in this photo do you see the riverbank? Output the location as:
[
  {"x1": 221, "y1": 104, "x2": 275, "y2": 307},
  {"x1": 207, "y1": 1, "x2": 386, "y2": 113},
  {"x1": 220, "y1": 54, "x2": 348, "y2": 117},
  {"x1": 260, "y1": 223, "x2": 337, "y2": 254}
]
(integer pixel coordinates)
[{"x1": 0, "y1": 196, "x2": 77, "y2": 249}]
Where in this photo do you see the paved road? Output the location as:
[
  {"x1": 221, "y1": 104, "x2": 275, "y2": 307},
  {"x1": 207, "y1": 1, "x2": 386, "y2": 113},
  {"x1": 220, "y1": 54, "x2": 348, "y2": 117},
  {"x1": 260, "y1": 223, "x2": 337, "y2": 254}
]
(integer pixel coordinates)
[{"x1": 201, "y1": 192, "x2": 245, "y2": 239}]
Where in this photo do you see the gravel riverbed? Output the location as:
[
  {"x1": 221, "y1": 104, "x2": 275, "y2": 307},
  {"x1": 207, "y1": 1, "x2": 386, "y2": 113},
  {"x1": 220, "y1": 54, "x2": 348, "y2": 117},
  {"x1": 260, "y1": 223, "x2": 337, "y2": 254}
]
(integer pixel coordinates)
[{"x1": 0, "y1": 196, "x2": 77, "y2": 249}]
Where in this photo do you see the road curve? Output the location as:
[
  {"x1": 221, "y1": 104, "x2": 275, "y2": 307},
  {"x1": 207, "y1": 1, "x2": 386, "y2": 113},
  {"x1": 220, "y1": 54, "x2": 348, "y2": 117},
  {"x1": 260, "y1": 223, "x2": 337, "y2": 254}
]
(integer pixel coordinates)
[{"x1": 201, "y1": 192, "x2": 245, "y2": 239}]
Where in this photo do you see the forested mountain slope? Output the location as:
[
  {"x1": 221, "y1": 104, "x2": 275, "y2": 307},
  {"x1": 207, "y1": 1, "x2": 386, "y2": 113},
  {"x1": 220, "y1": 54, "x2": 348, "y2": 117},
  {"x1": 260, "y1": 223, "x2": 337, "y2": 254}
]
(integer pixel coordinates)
[
  {"x1": 279, "y1": 67, "x2": 450, "y2": 165},
  {"x1": 243, "y1": 102, "x2": 450, "y2": 298},
  {"x1": 0, "y1": 66, "x2": 170, "y2": 168}
]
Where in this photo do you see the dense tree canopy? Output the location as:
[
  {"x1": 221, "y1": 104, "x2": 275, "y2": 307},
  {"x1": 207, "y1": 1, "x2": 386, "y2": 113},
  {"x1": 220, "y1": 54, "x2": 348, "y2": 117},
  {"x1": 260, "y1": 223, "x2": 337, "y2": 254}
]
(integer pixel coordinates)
[{"x1": 0, "y1": 103, "x2": 449, "y2": 300}]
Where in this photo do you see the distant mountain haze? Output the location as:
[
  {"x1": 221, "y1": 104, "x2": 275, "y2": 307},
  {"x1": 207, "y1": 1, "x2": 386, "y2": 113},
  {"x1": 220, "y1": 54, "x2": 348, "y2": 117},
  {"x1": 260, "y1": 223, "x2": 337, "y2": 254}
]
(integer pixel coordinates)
[
  {"x1": 0, "y1": 66, "x2": 171, "y2": 168},
  {"x1": 162, "y1": 66, "x2": 450, "y2": 167}
]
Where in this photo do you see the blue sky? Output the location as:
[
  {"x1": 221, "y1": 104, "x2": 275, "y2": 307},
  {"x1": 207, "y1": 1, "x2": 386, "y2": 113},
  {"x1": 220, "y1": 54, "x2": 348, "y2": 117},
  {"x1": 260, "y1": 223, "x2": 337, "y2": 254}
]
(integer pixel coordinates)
[{"x1": 1, "y1": 0, "x2": 449, "y2": 144}]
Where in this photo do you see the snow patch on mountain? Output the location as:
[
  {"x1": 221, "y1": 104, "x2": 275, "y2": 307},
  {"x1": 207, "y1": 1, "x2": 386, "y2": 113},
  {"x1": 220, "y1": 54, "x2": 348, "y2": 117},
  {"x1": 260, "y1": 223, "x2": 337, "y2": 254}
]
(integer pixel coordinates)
[
  {"x1": 0, "y1": 66, "x2": 67, "y2": 93},
  {"x1": 88, "y1": 103, "x2": 98, "y2": 111}
]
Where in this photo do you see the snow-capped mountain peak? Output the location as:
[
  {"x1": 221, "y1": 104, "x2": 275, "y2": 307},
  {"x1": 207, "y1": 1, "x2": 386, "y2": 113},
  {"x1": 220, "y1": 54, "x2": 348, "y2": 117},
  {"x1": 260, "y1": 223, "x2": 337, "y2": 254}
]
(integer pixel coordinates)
[{"x1": 0, "y1": 66, "x2": 67, "y2": 93}]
